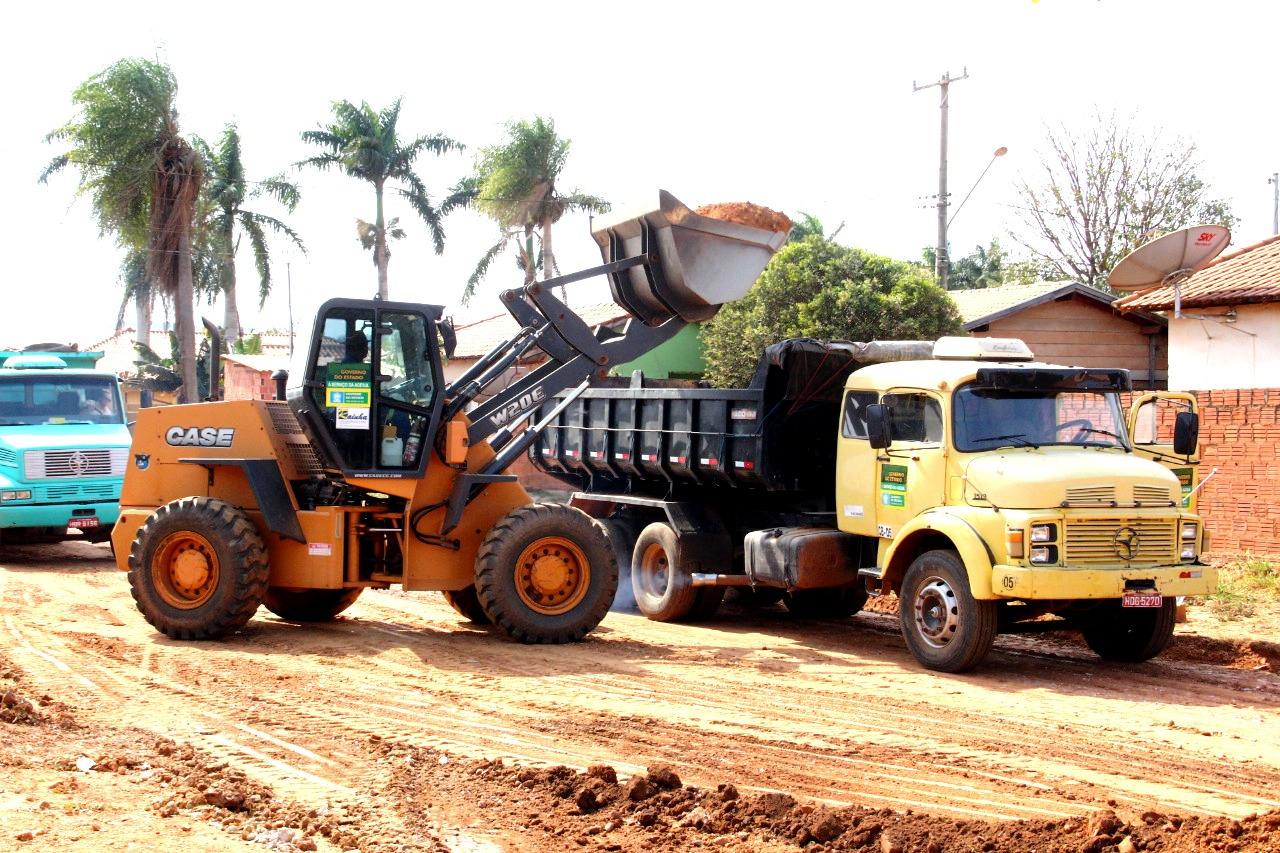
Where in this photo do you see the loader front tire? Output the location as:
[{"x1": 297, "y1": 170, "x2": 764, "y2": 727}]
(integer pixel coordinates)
[
  {"x1": 264, "y1": 587, "x2": 363, "y2": 622},
  {"x1": 128, "y1": 497, "x2": 269, "y2": 640},
  {"x1": 475, "y1": 503, "x2": 618, "y2": 644}
]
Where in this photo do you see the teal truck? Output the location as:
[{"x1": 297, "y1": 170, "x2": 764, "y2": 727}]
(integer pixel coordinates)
[{"x1": 0, "y1": 349, "x2": 130, "y2": 544}]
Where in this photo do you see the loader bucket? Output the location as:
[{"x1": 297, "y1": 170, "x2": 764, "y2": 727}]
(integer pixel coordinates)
[{"x1": 591, "y1": 190, "x2": 788, "y2": 326}]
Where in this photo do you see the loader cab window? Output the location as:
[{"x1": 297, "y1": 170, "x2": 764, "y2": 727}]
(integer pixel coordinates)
[{"x1": 304, "y1": 304, "x2": 443, "y2": 472}]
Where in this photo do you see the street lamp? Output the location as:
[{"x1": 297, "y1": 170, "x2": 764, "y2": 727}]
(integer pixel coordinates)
[{"x1": 949, "y1": 146, "x2": 1008, "y2": 228}]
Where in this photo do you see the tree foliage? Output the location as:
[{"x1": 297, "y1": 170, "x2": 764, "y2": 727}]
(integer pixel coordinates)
[
  {"x1": 298, "y1": 98, "x2": 464, "y2": 300},
  {"x1": 1011, "y1": 112, "x2": 1238, "y2": 289},
  {"x1": 41, "y1": 58, "x2": 204, "y2": 402},
  {"x1": 700, "y1": 237, "x2": 965, "y2": 387},
  {"x1": 195, "y1": 125, "x2": 304, "y2": 344},
  {"x1": 923, "y1": 239, "x2": 1008, "y2": 290},
  {"x1": 463, "y1": 117, "x2": 608, "y2": 302}
]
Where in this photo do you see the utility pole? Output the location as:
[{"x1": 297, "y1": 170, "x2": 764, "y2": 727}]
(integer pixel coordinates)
[
  {"x1": 1270, "y1": 173, "x2": 1279, "y2": 235},
  {"x1": 914, "y1": 68, "x2": 968, "y2": 290}
]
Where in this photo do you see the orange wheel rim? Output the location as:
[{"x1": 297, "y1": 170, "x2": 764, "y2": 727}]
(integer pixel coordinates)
[
  {"x1": 514, "y1": 536, "x2": 590, "y2": 615},
  {"x1": 152, "y1": 531, "x2": 219, "y2": 609}
]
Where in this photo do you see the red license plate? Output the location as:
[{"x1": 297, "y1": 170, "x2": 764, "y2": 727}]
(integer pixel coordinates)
[
  {"x1": 68, "y1": 518, "x2": 100, "y2": 529},
  {"x1": 1122, "y1": 593, "x2": 1163, "y2": 608}
]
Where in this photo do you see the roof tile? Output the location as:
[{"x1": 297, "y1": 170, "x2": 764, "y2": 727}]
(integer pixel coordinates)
[{"x1": 1114, "y1": 233, "x2": 1280, "y2": 311}]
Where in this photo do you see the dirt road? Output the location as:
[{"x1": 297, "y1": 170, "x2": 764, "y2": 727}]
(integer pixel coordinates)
[{"x1": 2, "y1": 539, "x2": 1279, "y2": 852}]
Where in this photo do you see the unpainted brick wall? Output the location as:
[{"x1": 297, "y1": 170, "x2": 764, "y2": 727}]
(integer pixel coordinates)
[{"x1": 1189, "y1": 388, "x2": 1280, "y2": 557}]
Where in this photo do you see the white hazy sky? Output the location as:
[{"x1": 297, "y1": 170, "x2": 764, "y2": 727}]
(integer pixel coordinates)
[{"x1": 6, "y1": 0, "x2": 1277, "y2": 351}]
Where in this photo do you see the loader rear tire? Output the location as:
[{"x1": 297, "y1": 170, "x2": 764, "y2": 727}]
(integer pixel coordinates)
[
  {"x1": 442, "y1": 586, "x2": 491, "y2": 625},
  {"x1": 128, "y1": 497, "x2": 269, "y2": 640},
  {"x1": 264, "y1": 587, "x2": 363, "y2": 622},
  {"x1": 475, "y1": 503, "x2": 618, "y2": 644}
]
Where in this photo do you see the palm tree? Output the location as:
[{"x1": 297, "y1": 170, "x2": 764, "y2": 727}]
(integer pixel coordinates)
[
  {"x1": 41, "y1": 58, "x2": 204, "y2": 403},
  {"x1": 465, "y1": 116, "x2": 608, "y2": 303},
  {"x1": 298, "y1": 98, "x2": 463, "y2": 300},
  {"x1": 196, "y1": 125, "x2": 304, "y2": 344}
]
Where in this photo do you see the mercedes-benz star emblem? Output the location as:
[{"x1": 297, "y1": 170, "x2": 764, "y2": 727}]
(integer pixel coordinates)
[
  {"x1": 67, "y1": 451, "x2": 90, "y2": 476},
  {"x1": 1112, "y1": 526, "x2": 1141, "y2": 560}
]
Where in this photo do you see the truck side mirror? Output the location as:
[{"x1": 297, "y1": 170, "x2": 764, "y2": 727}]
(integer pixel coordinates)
[
  {"x1": 1173, "y1": 410, "x2": 1199, "y2": 456},
  {"x1": 866, "y1": 403, "x2": 890, "y2": 449}
]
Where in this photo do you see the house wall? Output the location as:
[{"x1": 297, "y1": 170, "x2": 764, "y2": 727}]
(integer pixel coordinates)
[
  {"x1": 974, "y1": 295, "x2": 1167, "y2": 388},
  {"x1": 1167, "y1": 304, "x2": 1280, "y2": 391}
]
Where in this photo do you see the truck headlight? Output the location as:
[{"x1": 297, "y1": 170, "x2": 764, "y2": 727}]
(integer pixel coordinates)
[
  {"x1": 1030, "y1": 545, "x2": 1058, "y2": 564},
  {"x1": 1, "y1": 490, "x2": 32, "y2": 502},
  {"x1": 1180, "y1": 522, "x2": 1199, "y2": 561},
  {"x1": 1030, "y1": 524, "x2": 1057, "y2": 543}
]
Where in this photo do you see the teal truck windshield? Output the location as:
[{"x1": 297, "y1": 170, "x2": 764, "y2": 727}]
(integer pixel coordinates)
[
  {"x1": 0, "y1": 366, "x2": 129, "y2": 544},
  {"x1": 953, "y1": 385, "x2": 1129, "y2": 452}
]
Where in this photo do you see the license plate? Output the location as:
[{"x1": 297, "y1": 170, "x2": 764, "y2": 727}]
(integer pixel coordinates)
[
  {"x1": 68, "y1": 518, "x2": 100, "y2": 529},
  {"x1": 1122, "y1": 593, "x2": 1163, "y2": 608}
]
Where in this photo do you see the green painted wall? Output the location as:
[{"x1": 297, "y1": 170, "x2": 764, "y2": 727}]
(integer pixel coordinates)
[{"x1": 611, "y1": 324, "x2": 705, "y2": 379}]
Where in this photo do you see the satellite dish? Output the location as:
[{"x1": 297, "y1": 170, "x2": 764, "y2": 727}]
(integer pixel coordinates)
[
  {"x1": 1108, "y1": 225, "x2": 1231, "y2": 319},
  {"x1": 1108, "y1": 225, "x2": 1231, "y2": 292}
]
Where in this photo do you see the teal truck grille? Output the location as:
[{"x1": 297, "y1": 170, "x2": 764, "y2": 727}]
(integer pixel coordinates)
[
  {"x1": 23, "y1": 448, "x2": 129, "y2": 479},
  {"x1": 1064, "y1": 518, "x2": 1177, "y2": 565}
]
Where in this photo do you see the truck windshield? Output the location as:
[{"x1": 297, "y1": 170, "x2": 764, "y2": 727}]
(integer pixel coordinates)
[
  {"x1": 953, "y1": 385, "x2": 1129, "y2": 451},
  {"x1": 0, "y1": 376, "x2": 124, "y2": 426}
]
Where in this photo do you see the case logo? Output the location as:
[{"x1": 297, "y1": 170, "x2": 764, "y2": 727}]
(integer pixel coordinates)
[{"x1": 165, "y1": 426, "x2": 236, "y2": 448}]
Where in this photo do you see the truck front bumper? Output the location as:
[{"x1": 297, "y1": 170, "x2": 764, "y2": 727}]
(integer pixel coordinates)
[
  {"x1": 0, "y1": 502, "x2": 121, "y2": 531},
  {"x1": 991, "y1": 563, "x2": 1216, "y2": 600}
]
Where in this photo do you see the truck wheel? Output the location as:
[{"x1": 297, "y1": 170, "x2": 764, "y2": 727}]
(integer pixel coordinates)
[
  {"x1": 475, "y1": 504, "x2": 618, "y2": 644},
  {"x1": 128, "y1": 497, "x2": 269, "y2": 640},
  {"x1": 264, "y1": 587, "x2": 363, "y2": 622},
  {"x1": 784, "y1": 585, "x2": 868, "y2": 619},
  {"x1": 442, "y1": 586, "x2": 492, "y2": 625},
  {"x1": 631, "y1": 522, "x2": 700, "y2": 621},
  {"x1": 1081, "y1": 599, "x2": 1177, "y2": 662},
  {"x1": 899, "y1": 550, "x2": 997, "y2": 673}
]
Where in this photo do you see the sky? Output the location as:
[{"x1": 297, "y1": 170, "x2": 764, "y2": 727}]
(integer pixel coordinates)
[{"x1": 5, "y1": 0, "x2": 1277, "y2": 352}]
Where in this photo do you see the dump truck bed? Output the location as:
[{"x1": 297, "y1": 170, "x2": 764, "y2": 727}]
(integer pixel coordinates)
[{"x1": 531, "y1": 339, "x2": 932, "y2": 496}]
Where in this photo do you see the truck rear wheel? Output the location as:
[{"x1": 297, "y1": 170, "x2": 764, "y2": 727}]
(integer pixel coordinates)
[
  {"x1": 264, "y1": 587, "x2": 363, "y2": 622},
  {"x1": 899, "y1": 550, "x2": 997, "y2": 673},
  {"x1": 475, "y1": 503, "x2": 617, "y2": 644},
  {"x1": 128, "y1": 497, "x2": 269, "y2": 640},
  {"x1": 442, "y1": 586, "x2": 491, "y2": 625},
  {"x1": 1081, "y1": 599, "x2": 1177, "y2": 662},
  {"x1": 632, "y1": 522, "x2": 721, "y2": 622},
  {"x1": 784, "y1": 585, "x2": 868, "y2": 619}
]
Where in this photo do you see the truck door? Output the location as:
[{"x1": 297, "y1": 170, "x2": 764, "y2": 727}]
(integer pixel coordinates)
[
  {"x1": 837, "y1": 389, "x2": 947, "y2": 543},
  {"x1": 1128, "y1": 392, "x2": 1201, "y2": 510}
]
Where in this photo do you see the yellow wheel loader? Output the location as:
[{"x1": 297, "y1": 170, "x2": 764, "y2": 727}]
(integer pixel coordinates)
[{"x1": 111, "y1": 191, "x2": 787, "y2": 643}]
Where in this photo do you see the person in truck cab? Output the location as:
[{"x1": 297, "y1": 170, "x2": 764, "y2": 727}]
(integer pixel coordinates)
[{"x1": 82, "y1": 387, "x2": 114, "y2": 416}]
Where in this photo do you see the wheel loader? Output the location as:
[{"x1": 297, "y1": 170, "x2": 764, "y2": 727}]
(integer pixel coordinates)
[{"x1": 110, "y1": 191, "x2": 788, "y2": 643}]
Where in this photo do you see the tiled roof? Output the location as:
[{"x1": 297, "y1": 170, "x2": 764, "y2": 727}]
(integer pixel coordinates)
[
  {"x1": 946, "y1": 281, "x2": 1152, "y2": 329},
  {"x1": 451, "y1": 302, "x2": 631, "y2": 360},
  {"x1": 1114, "y1": 233, "x2": 1280, "y2": 312}
]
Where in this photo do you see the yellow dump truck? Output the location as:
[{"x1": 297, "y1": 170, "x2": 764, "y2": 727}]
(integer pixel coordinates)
[{"x1": 533, "y1": 336, "x2": 1214, "y2": 672}]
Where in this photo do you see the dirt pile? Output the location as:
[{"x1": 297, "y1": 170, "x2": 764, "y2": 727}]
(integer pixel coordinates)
[{"x1": 696, "y1": 202, "x2": 792, "y2": 233}]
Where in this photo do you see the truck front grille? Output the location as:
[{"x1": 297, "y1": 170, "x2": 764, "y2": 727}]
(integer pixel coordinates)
[
  {"x1": 1063, "y1": 518, "x2": 1177, "y2": 565},
  {"x1": 24, "y1": 448, "x2": 128, "y2": 479}
]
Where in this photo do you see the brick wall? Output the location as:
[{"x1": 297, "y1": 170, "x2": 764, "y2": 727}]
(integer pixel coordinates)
[{"x1": 1191, "y1": 388, "x2": 1280, "y2": 557}]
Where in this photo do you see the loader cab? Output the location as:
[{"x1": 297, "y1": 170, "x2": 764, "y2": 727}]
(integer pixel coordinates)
[{"x1": 289, "y1": 298, "x2": 446, "y2": 478}]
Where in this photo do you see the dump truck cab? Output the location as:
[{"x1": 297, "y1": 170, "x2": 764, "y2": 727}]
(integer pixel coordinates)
[{"x1": 839, "y1": 336, "x2": 1211, "y2": 670}]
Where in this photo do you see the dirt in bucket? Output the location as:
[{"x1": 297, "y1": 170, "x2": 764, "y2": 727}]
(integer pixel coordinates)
[{"x1": 696, "y1": 202, "x2": 792, "y2": 234}]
